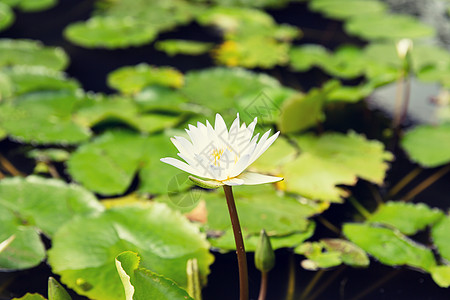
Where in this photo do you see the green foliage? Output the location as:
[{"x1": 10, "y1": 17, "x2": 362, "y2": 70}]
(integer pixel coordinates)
[
  {"x1": 345, "y1": 14, "x2": 435, "y2": 40},
  {"x1": 12, "y1": 294, "x2": 46, "y2": 300},
  {"x1": 283, "y1": 132, "x2": 393, "y2": 202},
  {"x1": 48, "y1": 277, "x2": 72, "y2": 300},
  {"x1": 432, "y1": 215, "x2": 450, "y2": 263},
  {"x1": 0, "y1": 90, "x2": 92, "y2": 144},
  {"x1": 401, "y1": 124, "x2": 450, "y2": 168},
  {"x1": 115, "y1": 251, "x2": 193, "y2": 300},
  {"x1": 0, "y1": 39, "x2": 69, "y2": 70},
  {"x1": 64, "y1": 0, "x2": 204, "y2": 49},
  {"x1": 107, "y1": 64, "x2": 184, "y2": 95},
  {"x1": 309, "y1": 0, "x2": 387, "y2": 20},
  {"x1": 0, "y1": 176, "x2": 102, "y2": 270},
  {"x1": 0, "y1": 2, "x2": 14, "y2": 32},
  {"x1": 343, "y1": 223, "x2": 436, "y2": 271},
  {"x1": 48, "y1": 203, "x2": 214, "y2": 300},
  {"x1": 368, "y1": 202, "x2": 444, "y2": 235},
  {"x1": 296, "y1": 238, "x2": 369, "y2": 270},
  {"x1": 181, "y1": 67, "x2": 280, "y2": 112},
  {"x1": 155, "y1": 39, "x2": 213, "y2": 56}
]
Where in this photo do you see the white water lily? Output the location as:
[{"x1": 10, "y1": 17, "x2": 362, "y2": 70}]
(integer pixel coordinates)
[{"x1": 161, "y1": 113, "x2": 283, "y2": 186}]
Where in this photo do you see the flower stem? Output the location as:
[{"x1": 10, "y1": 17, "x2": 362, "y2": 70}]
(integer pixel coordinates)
[
  {"x1": 258, "y1": 271, "x2": 268, "y2": 300},
  {"x1": 403, "y1": 164, "x2": 450, "y2": 202},
  {"x1": 223, "y1": 185, "x2": 249, "y2": 300}
]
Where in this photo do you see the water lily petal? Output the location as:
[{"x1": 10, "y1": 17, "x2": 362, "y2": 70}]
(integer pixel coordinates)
[
  {"x1": 248, "y1": 131, "x2": 280, "y2": 166},
  {"x1": 223, "y1": 177, "x2": 245, "y2": 186},
  {"x1": 215, "y1": 113, "x2": 228, "y2": 141},
  {"x1": 236, "y1": 172, "x2": 283, "y2": 185},
  {"x1": 160, "y1": 157, "x2": 205, "y2": 178}
]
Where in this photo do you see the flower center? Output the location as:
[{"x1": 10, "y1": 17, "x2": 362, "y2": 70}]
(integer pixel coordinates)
[{"x1": 211, "y1": 148, "x2": 224, "y2": 166}]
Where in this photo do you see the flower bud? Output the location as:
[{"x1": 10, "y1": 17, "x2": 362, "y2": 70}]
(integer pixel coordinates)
[
  {"x1": 396, "y1": 38, "x2": 413, "y2": 60},
  {"x1": 255, "y1": 229, "x2": 275, "y2": 273}
]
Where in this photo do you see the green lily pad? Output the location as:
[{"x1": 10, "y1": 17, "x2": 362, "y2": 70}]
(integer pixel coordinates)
[
  {"x1": 345, "y1": 14, "x2": 435, "y2": 40},
  {"x1": 327, "y1": 81, "x2": 375, "y2": 103},
  {"x1": 197, "y1": 185, "x2": 323, "y2": 251},
  {"x1": 282, "y1": 132, "x2": 393, "y2": 202},
  {"x1": 431, "y1": 265, "x2": 450, "y2": 288},
  {"x1": 116, "y1": 251, "x2": 193, "y2": 300},
  {"x1": 3, "y1": 66, "x2": 79, "y2": 95},
  {"x1": 12, "y1": 294, "x2": 46, "y2": 300},
  {"x1": 107, "y1": 64, "x2": 184, "y2": 95},
  {"x1": 68, "y1": 130, "x2": 180, "y2": 196},
  {"x1": 0, "y1": 71, "x2": 13, "y2": 99},
  {"x1": 432, "y1": 215, "x2": 450, "y2": 263},
  {"x1": 64, "y1": 0, "x2": 204, "y2": 49},
  {"x1": 278, "y1": 81, "x2": 337, "y2": 133},
  {"x1": 155, "y1": 39, "x2": 213, "y2": 56},
  {"x1": 73, "y1": 94, "x2": 180, "y2": 133},
  {"x1": 343, "y1": 223, "x2": 436, "y2": 272},
  {"x1": 0, "y1": 90, "x2": 92, "y2": 144},
  {"x1": 213, "y1": 37, "x2": 291, "y2": 69},
  {"x1": 0, "y1": 3, "x2": 14, "y2": 32},
  {"x1": 181, "y1": 67, "x2": 280, "y2": 112},
  {"x1": 15, "y1": 0, "x2": 57, "y2": 12},
  {"x1": 0, "y1": 39, "x2": 69, "y2": 70},
  {"x1": 309, "y1": 0, "x2": 387, "y2": 20},
  {"x1": 211, "y1": 222, "x2": 316, "y2": 252},
  {"x1": 401, "y1": 124, "x2": 450, "y2": 168},
  {"x1": 48, "y1": 277, "x2": 72, "y2": 300},
  {"x1": 0, "y1": 176, "x2": 103, "y2": 270},
  {"x1": 321, "y1": 45, "x2": 367, "y2": 79},
  {"x1": 134, "y1": 86, "x2": 193, "y2": 113},
  {"x1": 48, "y1": 204, "x2": 214, "y2": 300},
  {"x1": 295, "y1": 238, "x2": 369, "y2": 270},
  {"x1": 368, "y1": 202, "x2": 444, "y2": 235},
  {"x1": 67, "y1": 130, "x2": 148, "y2": 195},
  {"x1": 27, "y1": 148, "x2": 70, "y2": 162},
  {"x1": 64, "y1": 16, "x2": 157, "y2": 49},
  {"x1": 289, "y1": 44, "x2": 330, "y2": 72},
  {"x1": 249, "y1": 136, "x2": 297, "y2": 174}
]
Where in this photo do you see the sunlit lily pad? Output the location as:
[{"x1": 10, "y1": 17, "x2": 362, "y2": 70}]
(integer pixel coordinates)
[
  {"x1": 278, "y1": 81, "x2": 337, "y2": 133},
  {"x1": 0, "y1": 90, "x2": 92, "y2": 144},
  {"x1": 430, "y1": 265, "x2": 450, "y2": 288},
  {"x1": 0, "y1": 71, "x2": 12, "y2": 99},
  {"x1": 67, "y1": 130, "x2": 148, "y2": 195},
  {"x1": 309, "y1": 0, "x2": 387, "y2": 20},
  {"x1": 289, "y1": 44, "x2": 330, "y2": 72},
  {"x1": 401, "y1": 124, "x2": 450, "y2": 167},
  {"x1": 181, "y1": 67, "x2": 280, "y2": 112},
  {"x1": 107, "y1": 64, "x2": 184, "y2": 95},
  {"x1": 343, "y1": 223, "x2": 436, "y2": 271},
  {"x1": 213, "y1": 37, "x2": 291, "y2": 68},
  {"x1": 0, "y1": 39, "x2": 69, "y2": 70},
  {"x1": 155, "y1": 39, "x2": 213, "y2": 56},
  {"x1": 73, "y1": 94, "x2": 180, "y2": 133},
  {"x1": 0, "y1": 3, "x2": 14, "y2": 32},
  {"x1": 432, "y1": 215, "x2": 450, "y2": 263},
  {"x1": 116, "y1": 251, "x2": 193, "y2": 300},
  {"x1": 3, "y1": 66, "x2": 79, "y2": 95},
  {"x1": 134, "y1": 86, "x2": 193, "y2": 113},
  {"x1": 345, "y1": 14, "x2": 435, "y2": 40},
  {"x1": 68, "y1": 130, "x2": 180, "y2": 196},
  {"x1": 0, "y1": 176, "x2": 103, "y2": 270},
  {"x1": 283, "y1": 132, "x2": 393, "y2": 202},
  {"x1": 65, "y1": 16, "x2": 158, "y2": 49},
  {"x1": 64, "y1": 1, "x2": 204, "y2": 49},
  {"x1": 48, "y1": 203, "x2": 214, "y2": 300},
  {"x1": 295, "y1": 238, "x2": 369, "y2": 270},
  {"x1": 15, "y1": 0, "x2": 57, "y2": 12},
  {"x1": 368, "y1": 202, "x2": 444, "y2": 235}
]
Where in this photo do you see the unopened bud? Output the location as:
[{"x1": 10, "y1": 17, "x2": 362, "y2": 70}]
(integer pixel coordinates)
[
  {"x1": 255, "y1": 229, "x2": 275, "y2": 273},
  {"x1": 396, "y1": 38, "x2": 413, "y2": 60}
]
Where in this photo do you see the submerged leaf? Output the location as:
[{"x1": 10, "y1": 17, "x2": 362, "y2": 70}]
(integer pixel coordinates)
[{"x1": 155, "y1": 39, "x2": 213, "y2": 56}]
